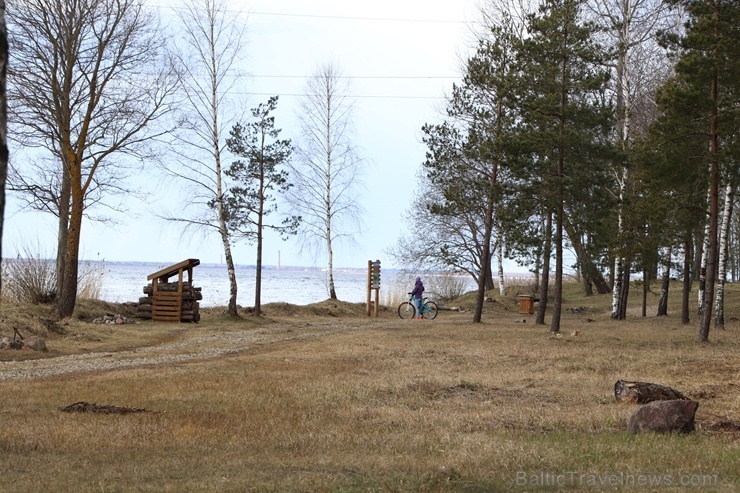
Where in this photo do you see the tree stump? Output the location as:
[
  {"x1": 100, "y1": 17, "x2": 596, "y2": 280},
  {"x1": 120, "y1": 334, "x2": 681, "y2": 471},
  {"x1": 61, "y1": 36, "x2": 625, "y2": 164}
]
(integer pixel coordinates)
[{"x1": 614, "y1": 379, "x2": 688, "y2": 404}]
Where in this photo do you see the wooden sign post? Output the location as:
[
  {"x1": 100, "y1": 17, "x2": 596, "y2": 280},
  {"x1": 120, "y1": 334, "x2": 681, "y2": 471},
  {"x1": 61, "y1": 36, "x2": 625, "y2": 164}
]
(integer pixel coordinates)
[{"x1": 366, "y1": 259, "x2": 381, "y2": 317}]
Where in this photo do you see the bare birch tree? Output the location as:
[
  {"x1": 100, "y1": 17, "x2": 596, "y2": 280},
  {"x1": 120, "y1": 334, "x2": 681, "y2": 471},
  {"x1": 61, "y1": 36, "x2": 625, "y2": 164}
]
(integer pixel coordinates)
[
  {"x1": 586, "y1": 0, "x2": 671, "y2": 320},
  {"x1": 7, "y1": 0, "x2": 177, "y2": 318},
  {"x1": 162, "y1": 0, "x2": 247, "y2": 316},
  {"x1": 287, "y1": 62, "x2": 365, "y2": 300}
]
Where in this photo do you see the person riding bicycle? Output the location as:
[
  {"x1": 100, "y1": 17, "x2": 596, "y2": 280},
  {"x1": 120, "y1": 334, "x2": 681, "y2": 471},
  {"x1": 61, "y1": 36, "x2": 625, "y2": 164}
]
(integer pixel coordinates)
[{"x1": 411, "y1": 276, "x2": 425, "y2": 320}]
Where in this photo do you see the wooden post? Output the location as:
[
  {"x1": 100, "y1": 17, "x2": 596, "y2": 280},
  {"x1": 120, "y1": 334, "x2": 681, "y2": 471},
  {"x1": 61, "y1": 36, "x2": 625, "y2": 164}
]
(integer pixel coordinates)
[
  {"x1": 374, "y1": 288, "x2": 379, "y2": 317},
  {"x1": 366, "y1": 260, "x2": 372, "y2": 316},
  {"x1": 366, "y1": 260, "x2": 381, "y2": 317}
]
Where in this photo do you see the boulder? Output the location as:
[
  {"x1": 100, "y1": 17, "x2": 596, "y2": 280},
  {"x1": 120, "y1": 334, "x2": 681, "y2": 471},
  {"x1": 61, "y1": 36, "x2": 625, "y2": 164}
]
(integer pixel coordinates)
[
  {"x1": 627, "y1": 399, "x2": 699, "y2": 434},
  {"x1": 7, "y1": 339, "x2": 23, "y2": 350},
  {"x1": 23, "y1": 335, "x2": 48, "y2": 352}
]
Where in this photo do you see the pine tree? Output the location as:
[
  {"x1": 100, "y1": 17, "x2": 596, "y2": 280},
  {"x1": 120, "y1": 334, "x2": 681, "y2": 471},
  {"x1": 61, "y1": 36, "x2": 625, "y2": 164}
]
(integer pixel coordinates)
[
  {"x1": 420, "y1": 15, "x2": 520, "y2": 322},
  {"x1": 224, "y1": 97, "x2": 299, "y2": 316},
  {"x1": 512, "y1": 0, "x2": 615, "y2": 332},
  {"x1": 658, "y1": 0, "x2": 740, "y2": 341}
]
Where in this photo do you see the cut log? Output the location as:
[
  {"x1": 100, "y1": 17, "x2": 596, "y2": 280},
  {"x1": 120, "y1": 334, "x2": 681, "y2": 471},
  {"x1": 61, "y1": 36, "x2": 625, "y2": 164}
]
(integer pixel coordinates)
[
  {"x1": 181, "y1": 301, "x2": 199, "y2": 311},
  {"x1": 142, "y1": 282, "x2": 203, "y2": 296},
  {"x1": 614, "y1": 379, "x2": 688, "y2": 404},
  {"x1": 180, "y1": 313, "x2": 200, "y2": 322}
]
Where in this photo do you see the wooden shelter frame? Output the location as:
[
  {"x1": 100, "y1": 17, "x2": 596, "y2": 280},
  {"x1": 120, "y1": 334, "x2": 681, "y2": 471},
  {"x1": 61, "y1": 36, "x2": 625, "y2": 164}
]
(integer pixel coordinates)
[{"x1": 147, "y1": 259, "x2": 201, "y2": 322}]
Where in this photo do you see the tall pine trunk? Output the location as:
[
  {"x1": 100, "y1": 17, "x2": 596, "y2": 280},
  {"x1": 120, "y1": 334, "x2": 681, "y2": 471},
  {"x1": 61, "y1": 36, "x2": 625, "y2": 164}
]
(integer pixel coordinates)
[
  {"x1": 473, "y1": 164, "x2": 498, "y2": 323},
  {"x1": 537, "y1": 211, "x2": 552, "y2": 325},
  {"x1": 254, "y1": 169, "x2": 265, "y2": 316},
  {"x1": 657, "y1": 247, "x2": 671, "y2": 316},
  {"x1": 641, "y1": 268, "x2": 649, "y2": 317},
  {"x1": 474, "y1": 98, "x2": 502, "y2": 323},
  {"x1": 617, "y1": 257, "x2": 631, "y2": 319},
  {"x1": 682, "y1": 236, "x2": 692, "y2": 324},
  {"x1": 698, "y1": 69, "x2": 720, "y2": 342},
  {"x1": 551, "y1": 197, "x2": 563, "y2": 333},
  {"x1": 473, "y1": 217, "x2": 493, "y2": 323}
]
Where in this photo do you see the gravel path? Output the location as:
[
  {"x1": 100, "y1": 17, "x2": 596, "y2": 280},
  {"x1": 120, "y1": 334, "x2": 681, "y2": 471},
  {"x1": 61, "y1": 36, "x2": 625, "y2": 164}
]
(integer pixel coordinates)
[{"x1": 0, "y1": 320, "x2": 386, "y2": 382}]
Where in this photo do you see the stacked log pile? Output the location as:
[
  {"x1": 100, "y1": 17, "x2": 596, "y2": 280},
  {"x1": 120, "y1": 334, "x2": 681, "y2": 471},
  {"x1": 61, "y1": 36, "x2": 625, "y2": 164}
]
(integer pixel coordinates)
[{"x1": 135, "y1": 282, "x2": 202, "y2": 322}]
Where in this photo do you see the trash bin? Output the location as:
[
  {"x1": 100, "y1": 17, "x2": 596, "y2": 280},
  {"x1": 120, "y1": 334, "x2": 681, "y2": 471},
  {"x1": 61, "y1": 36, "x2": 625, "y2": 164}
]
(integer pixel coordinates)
[{"x1": 517, "y1": 295, "x2": 535, "y2": 315}]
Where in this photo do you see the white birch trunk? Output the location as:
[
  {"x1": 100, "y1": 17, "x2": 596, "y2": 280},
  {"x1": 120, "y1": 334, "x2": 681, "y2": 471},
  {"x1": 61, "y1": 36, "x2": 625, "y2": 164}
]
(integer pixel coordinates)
[
  {"x1": 610, "y1": 0, "x2": 630, "y2": 319},
  {"x1": 611, "y1": 168, "x2": 628, "y2": 318},
  {"x1": 595, "y1": 0, "x2": 669, "y2": 319},
  {"x1": 211, "y1": 65, "x2": 238, "y2": 315},
  {"x1": 497, "y1": 226, "x2": 506, "y2": 296},
  {"x1": 697, "y1": 185, "x2": 712, "y2": 315},
  {"x1": 714, "y1": 184, "x2": 734, "y2": 328},
  {"x1": 325, "y1": 155, "x2": 336, "y2": 299},
  {"x1": 172, "y1": 0, "x2": 246, "y2": 316}
]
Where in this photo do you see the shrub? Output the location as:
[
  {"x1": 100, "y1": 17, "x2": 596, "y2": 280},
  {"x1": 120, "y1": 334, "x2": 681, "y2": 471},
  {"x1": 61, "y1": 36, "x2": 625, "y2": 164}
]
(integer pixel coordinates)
[
  {"x1": 2, "y1": 255, "x2": 57, "y2": 304},
  {"x1": 427, "y1": 272, "x2": 472, "y2": 302},
  {"x1": 77, "y1": 259, "x2": 104, "y2": 300},
  {"x1": 2, "y1": 242, "x2": 105, "y2": 304}
]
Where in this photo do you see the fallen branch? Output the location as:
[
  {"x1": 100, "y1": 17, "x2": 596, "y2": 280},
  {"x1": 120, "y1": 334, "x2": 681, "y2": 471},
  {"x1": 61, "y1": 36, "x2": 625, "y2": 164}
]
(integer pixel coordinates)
[{"x1": 59, "y1": 401, "x2": 156, "y2": 414}]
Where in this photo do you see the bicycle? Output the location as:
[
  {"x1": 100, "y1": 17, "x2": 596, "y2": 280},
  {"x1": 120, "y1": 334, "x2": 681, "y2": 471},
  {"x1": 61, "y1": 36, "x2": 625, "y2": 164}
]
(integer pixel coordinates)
[{"x1": 398, "y1": 293, "x2": 438, "y2": 320}]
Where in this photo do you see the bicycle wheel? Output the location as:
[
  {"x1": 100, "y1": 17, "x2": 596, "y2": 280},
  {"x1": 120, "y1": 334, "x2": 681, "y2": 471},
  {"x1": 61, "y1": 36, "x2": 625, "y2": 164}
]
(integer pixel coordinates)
[
  {"x1": 398, "y1": 301, "x2": 416, "y2": 319},
  {"x1": 422, "y1": 301, "x2": 438, "y2": 320}
]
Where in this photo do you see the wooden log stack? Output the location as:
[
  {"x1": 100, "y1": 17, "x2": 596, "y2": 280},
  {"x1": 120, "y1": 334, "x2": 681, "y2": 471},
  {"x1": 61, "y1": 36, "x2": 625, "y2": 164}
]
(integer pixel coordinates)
[
  {"x1": 135, "y1": 259, "x2": 202, "y2": 323},
  {"x1": 135, "y1": 282, "x2": 202, "y2": 322}
]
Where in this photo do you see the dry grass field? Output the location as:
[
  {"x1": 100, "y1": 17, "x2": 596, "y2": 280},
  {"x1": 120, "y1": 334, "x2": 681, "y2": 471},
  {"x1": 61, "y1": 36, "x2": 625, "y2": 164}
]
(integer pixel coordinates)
[{"x1": 1, "y1": 282, "x2": 739, "y2": 492}]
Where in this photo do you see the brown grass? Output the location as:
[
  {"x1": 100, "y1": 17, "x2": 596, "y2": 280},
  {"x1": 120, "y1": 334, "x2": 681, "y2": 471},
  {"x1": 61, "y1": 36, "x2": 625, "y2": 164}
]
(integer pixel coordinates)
[{"x1": 1, "y1": 282, "x2": 739, "y2": 492}]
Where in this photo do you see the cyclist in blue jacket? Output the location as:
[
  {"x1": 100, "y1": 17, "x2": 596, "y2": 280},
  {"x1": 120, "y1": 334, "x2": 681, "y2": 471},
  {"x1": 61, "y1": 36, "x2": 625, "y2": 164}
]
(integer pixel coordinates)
[{"x1": 411, "y1": 276, "x2": 425, "y2": 319}]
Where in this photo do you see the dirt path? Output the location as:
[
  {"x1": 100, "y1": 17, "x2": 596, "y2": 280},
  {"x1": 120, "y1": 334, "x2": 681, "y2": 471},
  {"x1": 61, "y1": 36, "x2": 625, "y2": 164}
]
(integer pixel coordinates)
[{"x1": 0, "y1": 319, "x2": 399, "y2": 381}]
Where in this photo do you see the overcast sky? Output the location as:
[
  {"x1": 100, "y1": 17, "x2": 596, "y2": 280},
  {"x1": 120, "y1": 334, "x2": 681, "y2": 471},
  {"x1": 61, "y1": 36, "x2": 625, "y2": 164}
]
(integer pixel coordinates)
[{"x1": 4, "y1": 0, "x2": 482, "y2": 270}]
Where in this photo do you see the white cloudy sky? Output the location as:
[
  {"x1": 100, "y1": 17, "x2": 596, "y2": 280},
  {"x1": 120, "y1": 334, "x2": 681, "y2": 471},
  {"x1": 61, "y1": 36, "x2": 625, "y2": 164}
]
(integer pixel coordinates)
[{"x1": 4, "y1": 0, "x2": 482, "y2": 269}]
